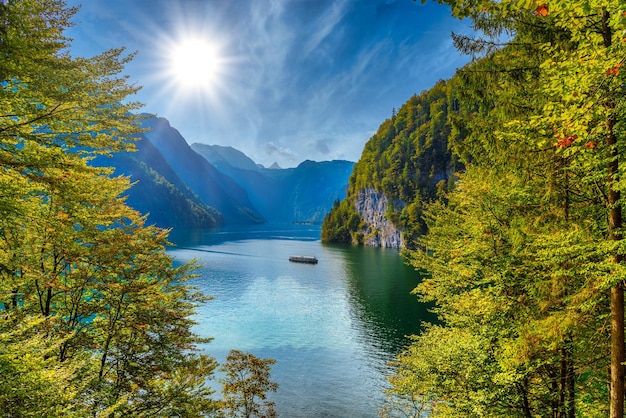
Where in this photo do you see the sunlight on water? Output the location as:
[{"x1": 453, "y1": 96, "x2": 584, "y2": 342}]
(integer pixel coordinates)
[
  {"x1": 168, "y1": 225, "x2": 433, "y2": 417},
  {"x1": 198, "y1": 273, "x2": 355, "y2": 351}
]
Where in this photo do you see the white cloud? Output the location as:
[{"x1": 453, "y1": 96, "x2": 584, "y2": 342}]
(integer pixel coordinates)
[
  {"x1": 303, "y1": 0, "x2": 349, "y2": 57},
  {"x1": 66, "y1": 0, "x2": 471, "y2": 168}
]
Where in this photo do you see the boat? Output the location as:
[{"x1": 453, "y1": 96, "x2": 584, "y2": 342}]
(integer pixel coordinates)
[{"x1": 289, "y1": 255, "x2": 318, "y2": 264}]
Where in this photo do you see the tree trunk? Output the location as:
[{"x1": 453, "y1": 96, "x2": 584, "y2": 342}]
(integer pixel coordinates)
[
  {"x1": 610, "y1": 279, "x2": 625, "y2": 418},
  {"x1": 610, "y1": 282, "x2": 625, "y2": 418},
  {"x1": 559, "y1": 348, "x2": 567, "y2": 418},
  {"x1": 607, "y1": 110, "x2": 625, "y2": 418},
  {"x1": 602, "y1": 10, "x2": 625, "y2": 416},
  {"x1": 519, "y1": 379, "x2": 532, "y2": 418}
]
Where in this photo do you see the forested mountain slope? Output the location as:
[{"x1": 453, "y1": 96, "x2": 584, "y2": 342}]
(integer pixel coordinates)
[
  {"x1": 144, "y1": 117, "x2": 266, "y2": 225},
  {"x1": 92, "y1": 134, "x2": 223, "y2": 229},
  {"x1": 322, "y1": 80, "x2": 460, "y2": 248},
  {"x1": 94, "y1": 118, "x2": 352, "y2": 230},
  {"x1": 379, "y1": 2, "x2": 626, "y2": 417}
]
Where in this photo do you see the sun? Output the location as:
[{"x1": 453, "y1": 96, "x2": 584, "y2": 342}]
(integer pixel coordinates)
[
  {"x1": 169, "y1": 38, "x2": 221, "y2": 88},
  {"x1": 149, "y1": 26, "x2": 235, "y2": 116}
]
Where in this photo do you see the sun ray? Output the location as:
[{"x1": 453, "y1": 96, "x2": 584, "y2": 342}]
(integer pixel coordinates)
[{"x1": 136, "y1": 3, "x2": 248, "y2": 143}]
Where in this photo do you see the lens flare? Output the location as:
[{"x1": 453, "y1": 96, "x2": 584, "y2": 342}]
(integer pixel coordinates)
[
  {"x1": 145, "y1": 8, "x2": 240, "y2": 133},
  {"x1": 170, "y1": 38, "x2": 220, "y2": 88}
]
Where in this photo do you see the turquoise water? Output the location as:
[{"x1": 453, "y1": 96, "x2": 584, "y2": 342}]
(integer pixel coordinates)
[{"x1": 168, "y1": 225, "x2": 433, "y2": 417}]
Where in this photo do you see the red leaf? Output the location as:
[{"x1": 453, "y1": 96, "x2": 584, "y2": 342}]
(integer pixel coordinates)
[
  {"x1": 535, "y1": 3, "x2": 548, "y2": 16},
  {"x1": 555, "y1": 134, "x2": 577, "y2": 148},
  {"x1": 607, "y1": 63, "x2": 622, "y2": 76}
]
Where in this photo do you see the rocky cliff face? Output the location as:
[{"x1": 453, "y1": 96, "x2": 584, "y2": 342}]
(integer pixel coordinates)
[{"x1": 354, "y1": 188, "x2": 404, "y2": 248}]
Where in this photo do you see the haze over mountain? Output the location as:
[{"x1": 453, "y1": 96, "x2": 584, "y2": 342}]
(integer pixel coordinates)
[
  {"x1": 93, "y1": 133, "x2": 222, "y2": 229},
  {"x1": 193, "y1": 144, "x2": 261, "y2": 172},
  {"x1": 192, "y1": 143, "x2": 354, "y2": 224},
  {"x1": 144, "y1": 117, "x2": 266, "y2": 225},
  {"x1": 95, "y1": 117, "x2": 353, "y2": 229}
]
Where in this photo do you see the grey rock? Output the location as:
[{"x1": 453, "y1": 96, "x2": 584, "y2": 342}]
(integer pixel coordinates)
[{"x1": 354, "y1": 188, "x2": 404, "y2": 248}]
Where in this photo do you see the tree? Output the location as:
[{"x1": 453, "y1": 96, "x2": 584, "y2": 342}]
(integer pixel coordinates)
[
  {"x1": 450, "y1": 1, "x2": 626, "y2": 417},
  {"x1": 389, "y1": 165, "x2": 609, "y2": 416},
  {"x1": 385, "y1": 1, "x2": 626, "y2": 415},
  {"x1": 421, "y1": 1, "x2": 626, "y2": 411},
  {"x1": 0, "y1": 1, "x2": 218, "y2": 415},
  {"x1": 219, "y1": 350, "x2": 278, "y2": 418}
]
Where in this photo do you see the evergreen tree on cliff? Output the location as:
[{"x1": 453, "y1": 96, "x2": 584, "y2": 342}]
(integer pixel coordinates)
[
  {"x1": 384, "y1": 1, "x2": 626, "y2": 416},
  {"x1": 322, "y1": 81, "x2": 459, "y2": 248}
]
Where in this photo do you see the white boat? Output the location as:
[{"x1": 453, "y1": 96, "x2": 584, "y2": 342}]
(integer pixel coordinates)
[{"x1": 289, "y1": 255, "x2": 318, "y2": 264}]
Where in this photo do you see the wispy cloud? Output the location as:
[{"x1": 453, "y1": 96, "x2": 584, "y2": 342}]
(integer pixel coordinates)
[
  {"x1": 262, "y1": 141, "x2": 296, "y2": 161},
  {"x1": 67, "y1": 0, "x2": 471, "y2": 167},
  {"x1": 303, "y1": 0, "x2": 349, "y2": 57}
]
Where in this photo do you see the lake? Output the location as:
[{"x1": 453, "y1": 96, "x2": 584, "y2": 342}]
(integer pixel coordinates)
[{"x1": 168, "y1": 224, "x2": 433, "y2": 417}]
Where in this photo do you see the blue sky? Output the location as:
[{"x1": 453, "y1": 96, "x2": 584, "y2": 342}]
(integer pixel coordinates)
[{"x1": 66, "y1": 0, "x2": 471, "y2": 168}]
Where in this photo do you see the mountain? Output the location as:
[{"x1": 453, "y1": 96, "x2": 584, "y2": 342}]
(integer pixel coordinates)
[
  {"x1": 95, "y1": 116, "x2": 351, "y2": 229},
  {"x1": 263, "y1": 160, "x2": 355, "y2": 223},
  {"x1": 92, "y1": 134, "x2": 222, "y2": 229},
  {"x1": 191, "y1": 143, "x2": 354, "y2": 224},
  {"x1": 144, "y1": 118, "x2": 265, "y2": 225},
  {"x1": 321, "y1": 80, "x2": 461, "y2": 248},
  {"x1": 191, "y1": 144, "x2": 260, "y2": 172}
]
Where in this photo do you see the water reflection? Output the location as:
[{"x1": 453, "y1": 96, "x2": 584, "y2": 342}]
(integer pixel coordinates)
[
  {"x1": 168, "y1": 223, "x2": 321, "y2": 247},
  {"x1": 167, "y1": 226, "x2": 433, "y2": 417},
  {"x1": 334, "y1": 244, "x2": 435, "y2": 357}
]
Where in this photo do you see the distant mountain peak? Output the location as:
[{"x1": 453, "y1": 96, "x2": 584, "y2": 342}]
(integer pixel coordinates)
[
  {"x1": 143, "y1": 118, "x2": 266, "y2": 225},
  {"x1": 96, "y1": 115, "x2": 354, "y2": 229},
  {"x1": 191, "y1": 143, "x2": 260, "y2": 172}
]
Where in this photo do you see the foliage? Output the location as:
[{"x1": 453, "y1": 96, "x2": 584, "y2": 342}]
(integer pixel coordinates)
[
  {"x1": 0, "y1": 1, "x2": 218, "y2": 415},
  {"x1": 386, "y1": 167, "x2": 610, "y2": 417},
  {"x1": 321, "y1": 198, "x2": 363, "y2": 244},
  {"x1": 219, "y1": 350, "x2": 278, "y2": 418},
  {"x1": 321, "y1": 80, "x2": 461, "y2": 247},
  {"x1": 385, "y1": 0, "x2": 626, "y2": 416},
  {"x1": 0, "y1": 318, "x2": 91, "y2": 417}
]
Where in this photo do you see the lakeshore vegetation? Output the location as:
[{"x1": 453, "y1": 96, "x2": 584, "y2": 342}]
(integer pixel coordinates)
[
  {"x1": 374, "y1": 1, "x2": 626, "y2": 417},
  {"x1": 323, "y1": 0, "x2": 626, "y2": 417},
  {"x1": 5, "y1": 0, "x2": 626, "y2": 417},
  {"x1": 0, "y1": 2, "x2": 276, "y2": 416},
  {"x1": 321, "y1": 80, "x2": 460, "y2": 248}
]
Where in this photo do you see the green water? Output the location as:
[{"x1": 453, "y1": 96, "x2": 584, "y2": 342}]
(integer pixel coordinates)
[{"x1": 168, "y1": 225, "x2": 434, "y2": 417}]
